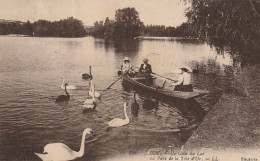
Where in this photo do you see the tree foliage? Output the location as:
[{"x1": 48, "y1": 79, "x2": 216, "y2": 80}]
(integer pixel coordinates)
[
  {"x1": 33, "y1": 17, "x2": 86, "y2": 37},
  {"x1": 142, "y1": 23, "x2": 196, "y2": 37},
  {"x1": 143, "y1": 25, "x2": 172, "y2": 37},
  {"x1": 185, "y1": 0, "x2": 260, "y2": 65},
  {"x1": 90, "y1": 10, "x2": 196, "y2": 38},
  {"x1": 114, "y1": 7, "x2": 144, "y2": 39},
  {"x1": 91, "y1": 7, "x2": 144, "y2": 39},
  {"x1": 92, "y1": 21, "x2": 105, "y2": 37},
  {"x1": 0, "y1": 17, "x2": 86, "y2": 37},
  {"x1": 0, "y1": 21, "x2": 22, "y2": 35}
]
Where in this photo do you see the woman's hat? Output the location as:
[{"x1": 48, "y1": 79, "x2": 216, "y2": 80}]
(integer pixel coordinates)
[
  {"x1": 124, "y1": 57, "x2": 130, "y2": 61},
  {"x1": 179, "y1": 66, "x2": 192, "y2": 72},
  {"x1": 143, "y1": 58, "x2": 149, "y2": 62}
]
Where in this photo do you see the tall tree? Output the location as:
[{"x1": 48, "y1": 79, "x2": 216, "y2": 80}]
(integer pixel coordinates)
[
  {"x1": 114, "y1": 7, "x2": 144, "y2": 39},
  {"x1": 104, "y1": 17, "x2": 112, "y2": 38}
]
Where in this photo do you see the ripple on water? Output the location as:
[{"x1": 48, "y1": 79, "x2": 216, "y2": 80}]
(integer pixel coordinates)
[{"x1": 0, "y1": 36, "x2": 227, "y2": 161}]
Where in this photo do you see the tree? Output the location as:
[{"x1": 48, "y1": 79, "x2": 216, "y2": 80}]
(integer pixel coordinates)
[
  {"x1": 32, "y1": 17, "x2": 86, "y2": 37},
  {"x1": 92, "y1": 21, "x2": 104, "y2": 37},
  {"x1": 21, "y1": 21, "x2": 33, "y2": 35},
  {"x1": 114, "y1": 7, "x2": 144, "y2": 39},
  {"x1": 184, "y1": 0, "x2": 260, "y2": 65},
  {"x1": 104, "y1": 17, "x2": 111, "y2": 38}
]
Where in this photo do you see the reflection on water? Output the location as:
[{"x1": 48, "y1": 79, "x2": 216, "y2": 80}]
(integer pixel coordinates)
[
  {"x1": 139, "y1": 37, "x2": 205, "y2": 45},
  {"x1": 130, "y1": 93, "x2": 140, "y2": 117},
  {"x1": 142, "y1": 99, "x2": 159, "y2": 111},
  {"x1": 0, "y1": 36, "x2": 232, "y2": 161},
  {"x1": 95, "y1": 39, "x2": 140, "y2": 57}
]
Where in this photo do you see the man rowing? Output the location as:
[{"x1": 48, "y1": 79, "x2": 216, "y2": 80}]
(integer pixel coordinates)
[{"x1": 137, "y1": 58, "x2": 153, "y2": 85}]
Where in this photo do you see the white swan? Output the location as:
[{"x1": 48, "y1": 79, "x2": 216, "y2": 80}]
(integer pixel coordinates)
[
  {"x1": 107, "y1": 102, "x2": 129, "y2": 127},
  {"x1": 61, "y1": 76, "x2": 77, "y2": 90},
  {"x1": 88, "y1": 80, "x2": 101, "y2": 98},
  {"x1": 35, "y1": 128, "x2": 93, "y2": 161},
  {"x1": 83, "y1": 80, "x2": 96, "y2": 109}
]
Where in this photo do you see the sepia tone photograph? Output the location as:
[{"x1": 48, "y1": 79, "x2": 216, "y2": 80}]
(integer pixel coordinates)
[{"x1": 0, "y1": 0, "x2": 259, "y2": 161}]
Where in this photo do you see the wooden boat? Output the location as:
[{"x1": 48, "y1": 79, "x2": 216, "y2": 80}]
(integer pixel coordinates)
[{"x1": 122, "y1": 74, "x2": 209, "y2": 101}]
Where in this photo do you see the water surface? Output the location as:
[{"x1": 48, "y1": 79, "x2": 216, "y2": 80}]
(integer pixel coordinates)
[{"x1": 0, "y1": 36, "x2": 232, "y2": 161}]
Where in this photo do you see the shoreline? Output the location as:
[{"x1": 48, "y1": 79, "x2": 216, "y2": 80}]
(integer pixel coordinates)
[
  {"x1": 179, "y1": 65, "x2": 260, "y2": 161},
  {"x1": 0, "y1": 34, "x2": 89, "y2": 38},
  {"x1": 0, "y1": 34, "x2": 30, "y2": 37},
  {"x1": 0, "y1": 34, "x2": 198, "y2": 40}
]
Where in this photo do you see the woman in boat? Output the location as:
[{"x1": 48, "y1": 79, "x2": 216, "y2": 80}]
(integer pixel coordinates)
[
  {"x1": 121, "y1": 57, "x2": 135, "y2": 76},
  {"x1": 170, "y1": 66, "x2": 193, "y2": 92},
  {"x1": 138, "y1": 58, "x2": 153, "y2": 85},
  {"x1": 121, "y1": 57, "x2": 132, "y2": 73}
]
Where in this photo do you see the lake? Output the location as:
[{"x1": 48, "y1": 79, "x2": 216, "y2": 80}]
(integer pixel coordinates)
[{"x1": 0, "y1": 36, "x2": 233, "y2": 161}]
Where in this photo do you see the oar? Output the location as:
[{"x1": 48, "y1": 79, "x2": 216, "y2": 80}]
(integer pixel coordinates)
[
  {"x1": 151, "y1": 72, "x2": 177, "y2": 82},
  {"x1": 132, "y1": 65, "x2": 176, "y2": 82},
  {"x1": 106, "y1": 69, "x2": 130, "y2": 89}
]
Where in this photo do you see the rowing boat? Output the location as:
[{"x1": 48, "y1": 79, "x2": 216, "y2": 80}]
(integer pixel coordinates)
[{"x1": 122, "y1": 74, "x2": 209, "y2": 101}]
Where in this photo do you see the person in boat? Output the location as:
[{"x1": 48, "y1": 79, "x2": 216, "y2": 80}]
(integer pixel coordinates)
[
  {"x1": 121, "y1": 57, "x2": 135, "y2": 76},
  {"x1": 138, "y1": 58, "x2": 153, "y2": 85},
  {"x1": 121, "y1": 57, "x2": 132, "y2": 72},
  {"x1": 170, "y1": 66, "x2": 193, "y2": 92}
]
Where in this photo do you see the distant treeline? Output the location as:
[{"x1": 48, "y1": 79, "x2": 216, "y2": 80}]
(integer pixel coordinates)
[
  {"x1": 143, "y1": 23, "x2": 196, "y2": 37},
  {"x1": 0, "y1": 7, "x2": 196, "y2": 39},
  {"x1": 89, "y1": 7, "x2": 144, "y2": 39},
  {"x1": 90, "y1": 22, "x2": 196, "y2": 38},
  {"x1": 0, "y1": 17, "x2": 86, "y2": 37},
  {"x1": 89, "y1": 7, "x2": 196, "y2": 38}
]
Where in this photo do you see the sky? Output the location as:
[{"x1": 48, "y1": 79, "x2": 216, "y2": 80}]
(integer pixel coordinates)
[{"x1": 0, "y1": 0, "x2": 189, "y2": 27}]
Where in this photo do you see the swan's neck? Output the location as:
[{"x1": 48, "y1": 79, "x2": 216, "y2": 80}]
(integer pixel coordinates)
[
  {"x1": 92, "y1": 84, "x2": 95, "y2": 101},
  {"x1": 124, "y1": 104, "x2": 128, "y2": 120},
  {"x1": 62, "y1": 77, "x2": 65, "y2": 87},
  {"x1": 134, "y1": 93, "x2": 137, "y2": 103},
  {"x1": 89, "y1": 82, "x2": 92, "y2": 93},
  {"x1": 77, "y1": 132, "x2": 87, "y2": 157},
  {"x1": 65, "y1": 85, "x2": 69, "y2": 96}
]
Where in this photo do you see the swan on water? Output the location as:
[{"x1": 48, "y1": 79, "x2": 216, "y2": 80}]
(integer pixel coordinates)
[
  {"x1": 131, "y1": 93, "x2": 139, "y2": 109},
  {"x1": 107, "y1": 102, "x2": 129, "y2": 127},
  {"x1": 35, "y1": 128, "x2": 93, "y2": 161},
  {"x1": 131, "y1": 93, "x2": 139, "y2": 117},
  {"x1": 88, "y1": 80, "x2": 101, "y2": 98},
  {"x1": 83, "y1": 80, "x2": 96, "y2": 109},
  {"x1": 61, "y1": 76, "x2": 77, "y2": 90},
  {"x1": 56, "y1": 83, "x2": 70, "y2": 103},
  {"x1": 82, "y1": 66, "x2": 93, "y2": 80}
]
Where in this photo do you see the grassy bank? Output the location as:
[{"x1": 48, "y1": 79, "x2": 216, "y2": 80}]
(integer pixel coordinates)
[{"x1": 183, "y1": 64, "x2": 260, "y2": 150}]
